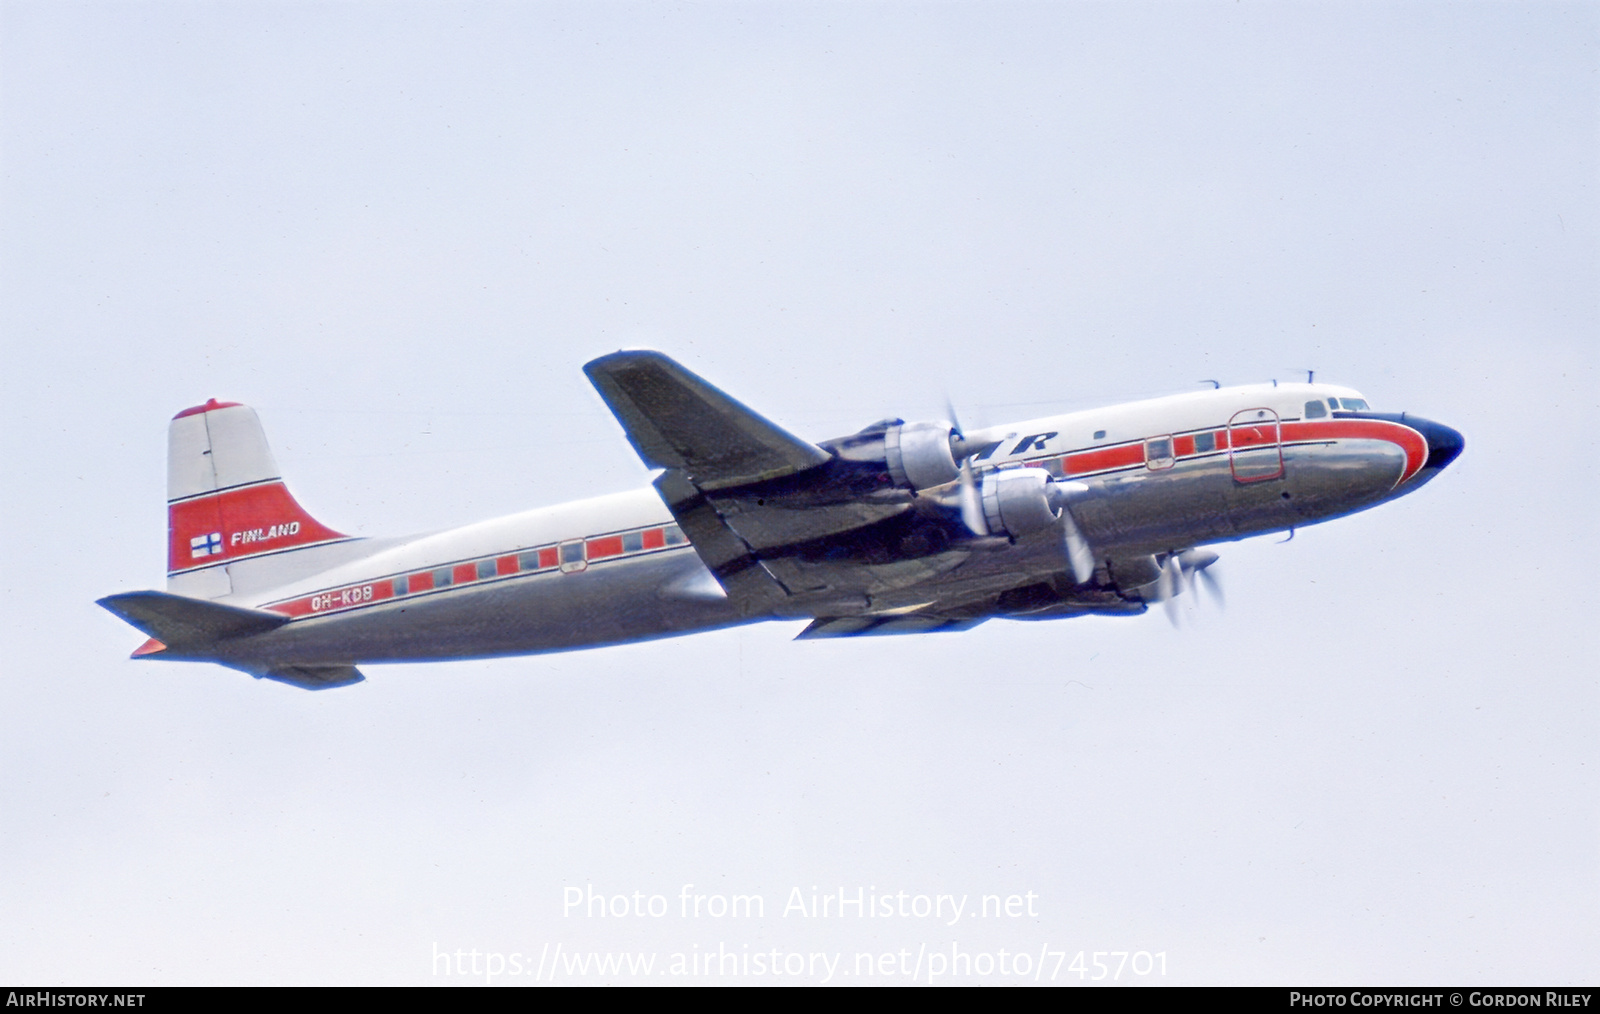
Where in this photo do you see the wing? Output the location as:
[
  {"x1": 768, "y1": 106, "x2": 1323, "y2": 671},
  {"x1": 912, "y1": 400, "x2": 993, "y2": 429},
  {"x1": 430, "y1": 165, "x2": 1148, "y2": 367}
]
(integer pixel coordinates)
[
  {"x1": 584, "y1": 350, "x2": 831, "y2": 490},
  {"x1": 583, "y1": 351, "x2": 1079, "y2": 623},
  {"x1": 587, "y1": 352, "x2": 922, "y2": 615}
]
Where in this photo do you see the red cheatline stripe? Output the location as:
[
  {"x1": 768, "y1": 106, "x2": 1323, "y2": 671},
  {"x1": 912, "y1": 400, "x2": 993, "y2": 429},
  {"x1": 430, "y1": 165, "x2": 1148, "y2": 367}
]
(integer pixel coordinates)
[
  {"x1": 1045, "y1": 418, "x2": 1423, "y2": 483},
  {"x1": 261, "y1": 525, "x2": 685, "y2": 620},
  {"x1": 1063, "y1": 444, "x2": 1144, "y2": 476},
  {"x1": 1280, "y1": 419, "x2": 1427, "y2": 485}
]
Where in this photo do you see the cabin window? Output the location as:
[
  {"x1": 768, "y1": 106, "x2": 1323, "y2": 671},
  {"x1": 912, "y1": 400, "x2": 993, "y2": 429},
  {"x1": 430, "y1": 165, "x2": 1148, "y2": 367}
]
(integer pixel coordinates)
[
  {"x1": 559, "y1": 539, "x2": 588, "y2": 574},
  {"x1": 432, "y1": 567, "x2": 453, "y2": 588},
  {"x1": 518, "y1": 550, "x2": 542, "y2": 571},
  {"x1": 1194, "y1": 431, "x2": 1216, "y2": 453},
  {"x1": 1305, "y1": 400, "x2": 1328, "y2": 419},
  {"x1": 1145, "y1": 436, "x2": 1175, "y2": 470},
  {"x1": 392, "y1": 576, "x2": 409, "y2": 596},
  {"x1": 476, "y1": 559, "x2": 497, "y2": 580},
  {"x1": 623, "y1": 531, "x2": 644, "y2": 553},
  {"x1": 664, "y1": 524, "x2": 688, "y2": 546},
  {"x1": 1093, "y1": 430, "x2": 1106, "y2": 440}
]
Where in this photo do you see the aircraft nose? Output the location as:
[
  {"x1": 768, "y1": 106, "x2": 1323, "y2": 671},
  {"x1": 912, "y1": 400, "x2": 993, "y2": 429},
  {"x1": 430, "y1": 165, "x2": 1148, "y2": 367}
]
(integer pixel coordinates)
[{"x1": 1411, "y1": 416, "x2": 1465, "y2": 471}]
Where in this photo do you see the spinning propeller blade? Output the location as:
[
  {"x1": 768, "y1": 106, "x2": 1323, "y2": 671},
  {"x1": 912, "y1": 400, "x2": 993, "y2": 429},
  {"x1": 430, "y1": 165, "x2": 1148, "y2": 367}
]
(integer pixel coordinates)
[
  {"x1": 943, "y1": 400, "x2": 989, "y2": 538},
  {"x1": 1153, "y1": 549, "x2": 1224, "y2": 626}
]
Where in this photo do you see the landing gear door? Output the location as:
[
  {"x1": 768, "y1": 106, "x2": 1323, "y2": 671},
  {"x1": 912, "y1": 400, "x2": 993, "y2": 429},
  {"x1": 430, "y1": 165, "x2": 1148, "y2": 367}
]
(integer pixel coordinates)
[{"x1": 1228, "y1": 408, "x2": 1283, "y2": 483}]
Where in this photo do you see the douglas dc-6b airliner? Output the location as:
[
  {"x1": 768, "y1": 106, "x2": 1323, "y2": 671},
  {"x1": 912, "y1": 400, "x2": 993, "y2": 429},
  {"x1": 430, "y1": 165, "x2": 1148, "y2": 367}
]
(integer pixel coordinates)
[{"x1": 99, "y1": 351, "x2": 1463, "y2": 689}]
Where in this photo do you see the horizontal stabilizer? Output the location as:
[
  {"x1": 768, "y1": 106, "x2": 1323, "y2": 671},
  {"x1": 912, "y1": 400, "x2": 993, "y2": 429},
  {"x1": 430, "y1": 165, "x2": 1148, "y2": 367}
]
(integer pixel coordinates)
[
  {"x1": 585, "y1": 351, "x2": 831, "y2": 491},
  {"x1": 98, "y1": 590, "x2": 288, "y2": 649},
  {"x1": 258, "y1": 664, "x2": 365, "y2": 690},
  {"x1": 795, "y1": 614, "x2": 987, "y2": 639}
]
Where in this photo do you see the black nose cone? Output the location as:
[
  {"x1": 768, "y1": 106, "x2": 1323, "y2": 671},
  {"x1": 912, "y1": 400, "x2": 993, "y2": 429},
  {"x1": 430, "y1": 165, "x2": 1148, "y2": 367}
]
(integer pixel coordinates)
[
  {"x1": 1415, "y1": 417, "x2": 1464, "y2": 471},
  {"x1": 1337, "y1": 410, "x2": 1464, "y2": 476}
]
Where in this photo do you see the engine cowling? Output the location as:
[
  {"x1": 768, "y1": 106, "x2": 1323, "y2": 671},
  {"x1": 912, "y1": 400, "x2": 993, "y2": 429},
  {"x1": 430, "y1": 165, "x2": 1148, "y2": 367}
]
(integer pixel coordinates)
[
  {"x1": 826, "y1": 419, "x2": 962, "y2": 491},
  {"x1": 980, "y1": 467, "x2": 1062, "y2": 537},
  {"x1": 885, "y1": 421, "x2": 960, "y2": 490}
]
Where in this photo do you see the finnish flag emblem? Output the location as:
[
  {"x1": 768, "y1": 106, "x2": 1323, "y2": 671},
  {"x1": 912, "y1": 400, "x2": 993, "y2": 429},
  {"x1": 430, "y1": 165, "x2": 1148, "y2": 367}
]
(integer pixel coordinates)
[{"x1": 190, "y1": 532, "x2": 223, "y2": 558}]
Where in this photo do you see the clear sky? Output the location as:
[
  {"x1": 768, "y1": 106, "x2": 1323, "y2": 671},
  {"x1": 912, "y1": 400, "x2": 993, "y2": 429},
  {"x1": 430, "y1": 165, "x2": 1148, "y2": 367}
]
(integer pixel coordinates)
[{"x1": 2, "y1": 1, "x2": 1595, "y2": 985}]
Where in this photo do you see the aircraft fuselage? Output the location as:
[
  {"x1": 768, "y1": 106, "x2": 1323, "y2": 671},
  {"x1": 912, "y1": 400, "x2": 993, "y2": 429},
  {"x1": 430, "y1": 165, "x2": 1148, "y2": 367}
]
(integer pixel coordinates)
[{"x1": 144, "y1": 379, "x2": 1461, "y2": 678}]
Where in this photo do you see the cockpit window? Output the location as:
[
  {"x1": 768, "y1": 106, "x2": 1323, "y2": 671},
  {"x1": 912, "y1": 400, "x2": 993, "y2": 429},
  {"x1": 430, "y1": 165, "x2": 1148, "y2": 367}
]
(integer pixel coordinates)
[
  {"x1": 1304, "y1": 400, "x2": 1327, "y2": 419},
  {"x1": 1341, "y1": 398, "x2": 1369, "y2": 411}
]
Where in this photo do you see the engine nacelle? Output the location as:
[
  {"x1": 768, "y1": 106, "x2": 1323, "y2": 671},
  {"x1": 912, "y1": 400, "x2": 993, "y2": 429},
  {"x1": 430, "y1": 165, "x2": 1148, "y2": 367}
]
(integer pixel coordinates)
[
  {"x1": 981, "y1": 467, "x2": 1061, "y2": 537},
  {"x1": 885, "y1": 421, "x2": 960, "y2": 490},
  {"x1": 827, "y1": 419, "x2": 961, "y2": 490}
]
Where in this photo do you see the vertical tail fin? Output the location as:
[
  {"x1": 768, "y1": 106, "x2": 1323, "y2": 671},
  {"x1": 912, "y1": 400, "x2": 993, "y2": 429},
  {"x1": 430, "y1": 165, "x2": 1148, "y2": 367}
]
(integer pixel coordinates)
[{"x1": 166, "y1": 399, "x2": 355, "y2": 599}]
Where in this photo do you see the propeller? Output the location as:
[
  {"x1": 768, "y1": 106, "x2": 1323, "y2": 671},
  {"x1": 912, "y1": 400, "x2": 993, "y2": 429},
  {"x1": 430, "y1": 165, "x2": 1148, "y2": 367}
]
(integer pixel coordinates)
[
  {"x1": 1181, "y1": 548, "x2": 1225, "y2": 609},
  {"x1": 943, "y1": 398, "x2": 1097, "y2": 584},
  {"x1": 1047, "y1": 481, "x2": 1095, "y2": 584},
  {"x1": 944, "y1": 399, "x2": 989, "y2": 538},
  {"x1": 1151, "y1": 548, "x2": 1224, "y2": 626},
  {"x1": 956, "y1": 457, "x2": 987, "y2": 536}
]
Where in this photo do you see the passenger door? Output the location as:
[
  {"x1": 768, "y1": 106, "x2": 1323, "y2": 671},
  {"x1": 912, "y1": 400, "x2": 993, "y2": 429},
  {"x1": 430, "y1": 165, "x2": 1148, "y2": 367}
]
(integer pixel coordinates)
[{"x1": 1228, "y1": 408, "x2": 1283, "y2": 483}]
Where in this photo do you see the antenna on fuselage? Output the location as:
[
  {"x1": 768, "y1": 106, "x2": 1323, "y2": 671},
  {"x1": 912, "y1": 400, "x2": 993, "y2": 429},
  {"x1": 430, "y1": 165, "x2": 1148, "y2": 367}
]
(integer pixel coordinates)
[
  {"x1": 1199, "y1": 379, "x2": 1220, "y2": 389},
  {"x1": 1307, "y1": 369, "x2": 1315, "y2": 383}
]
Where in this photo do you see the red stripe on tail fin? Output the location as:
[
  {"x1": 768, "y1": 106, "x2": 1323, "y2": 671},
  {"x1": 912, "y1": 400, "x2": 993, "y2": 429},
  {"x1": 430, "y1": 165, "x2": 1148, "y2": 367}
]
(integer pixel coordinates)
[{"x1": 168, "y1": 481, "x2": 348, "y2": 574}]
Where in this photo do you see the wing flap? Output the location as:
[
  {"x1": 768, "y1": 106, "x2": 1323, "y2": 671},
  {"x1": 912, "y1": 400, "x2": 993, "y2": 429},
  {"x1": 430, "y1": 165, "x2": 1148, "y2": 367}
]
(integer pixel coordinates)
[
  {"x1": 653, "y1": 470, "x2": 792, "y2": 615},
  {"x1": 585, "y1": 351, "x2": 830, "y2": 490}
]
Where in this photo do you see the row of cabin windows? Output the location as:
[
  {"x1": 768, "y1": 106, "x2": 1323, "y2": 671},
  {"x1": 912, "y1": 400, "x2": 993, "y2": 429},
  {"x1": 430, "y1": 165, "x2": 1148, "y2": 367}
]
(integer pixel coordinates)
[
  {"x1": 390, "y1": 524, "x2": 687, "y2": 596},
  {"x1": 1053, "y1": 410, "x2": 1365, "y2": 475},
  {"x1": 1142, "y1": 400, "x2": 1374, "y2": 466}
]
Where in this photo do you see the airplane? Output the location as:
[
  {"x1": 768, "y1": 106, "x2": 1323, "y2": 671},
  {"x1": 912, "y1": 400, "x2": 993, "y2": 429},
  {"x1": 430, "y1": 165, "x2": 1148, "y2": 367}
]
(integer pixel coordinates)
[{"x1": 98, "y1": 351, "x2": 1464, "y2": 690}]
